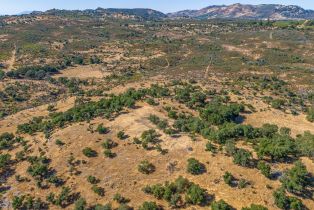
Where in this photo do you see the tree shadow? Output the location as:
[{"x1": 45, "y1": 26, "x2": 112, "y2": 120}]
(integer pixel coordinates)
[
  {"x1": 0, "y1": 186, "x2": 11, "y2": 194},
  {"x1": 270, "y1": 170, "x2": 283, "y2": 180},
  {"x1": 0, "y1": 168, "x2": 15, "y2": 183},
  {"x1": 235, "y1": 115, "x2": 245, "y2": 124},
  {"x1": 200, "y1": 193, "x2": 215, "y2": 207}
]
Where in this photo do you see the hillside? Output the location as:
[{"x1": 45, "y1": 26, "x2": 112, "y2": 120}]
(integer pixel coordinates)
[
  {"x1": 29, "y1": 8, "x2": 167, "y2": 20},
  {"x1": 0, "y1": 8, "x2": 313, "y2": 210}
]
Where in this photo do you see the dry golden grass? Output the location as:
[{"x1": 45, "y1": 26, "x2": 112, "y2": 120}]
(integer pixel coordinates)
[
  {"x1": 53, "y1": 65, "x2": 108, "y2": 79},
  {"x1": 1, "y1": 78, "x2": 313, "y2": 210},
  {"x1": 1, "y1": 100, "x2": 313, "y2": 209}
]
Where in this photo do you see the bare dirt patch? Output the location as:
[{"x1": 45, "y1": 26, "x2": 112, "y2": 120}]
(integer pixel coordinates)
[
  {"x1": 53, "y1": 65, "x2": 108, "y2": 79},
  {"x1": 223, "y1": 44, "x2": 261, "y2": 60},
  {"x1": 244, "y1": 109, "x2": 314, "y2": 137}
]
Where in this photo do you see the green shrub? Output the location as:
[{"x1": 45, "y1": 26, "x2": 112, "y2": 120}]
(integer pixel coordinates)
[
  {"x1": 288, "y1": 197, "x2": 304, "y2": 210},
  {"x1": 296, "y1": 132, "x2": 314, "y2": 159},
  {"x1": 200, "y1": 103, "x2": 244, "y2": 125},
  {"x1": 6, "y1": 65, "x2": 60, "y2": 80},
  {"x1": 174, "y1": 176, "x2": 191, "y2": 193},
  {"x1": 259, "y1": 124, "x2": 278, "y2": 138},
  {"x1": 117, "y1": 131, "x2": 127, "y2": 140},
  {"x1": 97, "y1": 124, "x2": 109, "y2": 134},
  {"x1": 92, "y1": 185, "x2": 105, "y2": 196},
  {"x1": 113, "y1": 193, "x2": 129, "y2": 204},
  {"x1": 143, "y1": 176, "x2": 207, "y2": 207},
  {"x1": 147, "y1": 184, "x2": 165, "y2": 199},
  {"x1": 273, "y1": 188, "x2": 289, "y2": 209},
  {"x1": 225, "y1": 140, "x2": 236, "y2": 155},
  {"x1": 211, "y1": 199, "x2": 233, "y2": 210},
  {"x1": 238, "y1": 179, "x2": 249, "y2": 189},
  {"x1": 157, "y1": 120, "x2": 168, "y2": 130},
  {"x1": 256, "y1": 135, "x2": 296, "y2": 161},
  {"x1": 148, "y1": 114, "x2": 160, "y2": 124},
  {"x1": 12, "y1": 195, "x2": 48, "y2": 210},
  {"x1": 280, "y1": 161, "x2": 309, "y2": 194},
  {"x1": 117, "y1": 204, "x2": 133, "y2": 210},
  {"x1": 0, "y1": 153, "x2": 11, "y2": 169},
  {"x1": 257, "y1": 161, "x2": 271, "y2": 178},
  {"x1": 186, "y1": 158, "x2": 205, "y2": 175},
  {"x1": 27, "y1": 161, "x2": 49, "y2": 179},
  {"x1": 47, "y1": 105, "x2": 56, "y2": 112},
  {"x1": 210, "y1": 123, "x2": 258, "y2": 144},
  {"x1": 94, "y1": 204, "x2": 112, "y2": 210},
  {"x1": 0, "y1": 70, "x2": 5, "y2": 80},
  {"x1": 271, "y1": 99, "x2": 285, "y2": 109},
  {"x1": 145, "y1": 98, "x2": 159, "y2": 106},
  {"x1": 55, "y1": 139, "x2": 65, "y2": 146},
  {"x1": 138, "y1": 160, "x2": 155, "y2": 174},
  {"x1": 46, "y1": 187, "x2": 74, "y2": 207},
  {"x1": 185, "y1": 184, "x2": 206, "y2": 205},
  {"x1": 168, "y1": 110, "x2": 178, "y2": 119},
  {"x1": 223, "y1": 172, "x2": 234, "y2": 186},
  {"x1": 0, "y1": 132, "x2": 15, "y2": 150},
  {"x1": 141, "y1": 129, "x2": 159, "y2": 144},
  {"x1": 279, "y1": 127, "x2": 291, "y2": 136},
  {"x1": 74, "y1": 198, "x2": 87, "y2": 210},
  {"x1": 82, "y1": 147, "x2": 97, "y2": 157},
  {"x1": 104, "y1": 149, "x2": 116, "y2": 158},
  {"x1": 232, "y1": 148, "x2": 252, "y2": 167},
  {"x1": 139, "y1": 201, "x2": 160, "y2": 210},
  {"x1": 205, "y1": 142, "x2": 216, "y2": 153},
  {"x1": 306, "y1": 107, "x2": 314, "y2": 122},
  {"x1": 102, "y1": 139, "x2": 117, "y2": 149},
  {"x1": 87, "y1": 176, "x2": 99, "y2": 184}
]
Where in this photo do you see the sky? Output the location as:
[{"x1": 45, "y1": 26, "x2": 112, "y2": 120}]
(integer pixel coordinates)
[{"x1": 1, "y1": 0, "x2": 314, "y2": 15}]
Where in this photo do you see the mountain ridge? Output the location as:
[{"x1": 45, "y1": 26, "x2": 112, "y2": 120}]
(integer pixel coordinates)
[
  {"x1": 9, "y1": 3, "x2": 314, "y2": 20},
  {"x1": 168, "y1": 3, "x2": 314, "y2": 20}
]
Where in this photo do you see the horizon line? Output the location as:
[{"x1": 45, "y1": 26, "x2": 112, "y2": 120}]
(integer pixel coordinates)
[{"x1": 1, "y1": 3, "x2": 313, "y2": 16}]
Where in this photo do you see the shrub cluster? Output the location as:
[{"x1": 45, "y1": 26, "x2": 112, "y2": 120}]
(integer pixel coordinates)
[
  {"x1": 138, "y1": 160, "x2": 155, "y2": 174},
  {"x1": 143, "y1": 176, "x2": 207, "y2": 207},
  {"x1": 17, "y1": 88, "x2": 145, "y2": 135},
  {"x1": 6, "y1": 65, "x2": 61, "y2": 80}
]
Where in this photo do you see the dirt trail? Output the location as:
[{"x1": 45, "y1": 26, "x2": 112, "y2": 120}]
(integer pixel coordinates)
[
  {"x1": 6, "y1": 45, "x2": 16, "y2": 71},
  {"x1": 165, "y1": 58, "x2": 170, "y2": 68},
  {"x1": 204, "y1": 64, "x2": 211, "y2": 77}
]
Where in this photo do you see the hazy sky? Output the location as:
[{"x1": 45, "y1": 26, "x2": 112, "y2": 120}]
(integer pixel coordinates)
[{"x1": 1, "y1": 0, "x2": 314, "y2": 15}]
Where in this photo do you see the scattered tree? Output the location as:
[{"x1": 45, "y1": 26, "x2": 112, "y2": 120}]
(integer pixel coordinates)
[
  {"x1": 187, "y1": 158, "x2": 205, "y2": 175},
  {"x1": 280, "y1": 161, "x2": 309, "y2": 194},
  {"x1": 82, "y1": 147, "x2": 97, "y2": 157},
  {"x1": 97, "y1": 124, "x2": 109, "y2": 134},
  {"x1": 257, "y1": 161, "x2": 271, "y2": 178},
  {"x1": 211, "y1": 199, "x2": 233, "y2": 210},
  {"x1": 138, "y1": 160, "x2": 155, "y2": 174},
  {"x1": 223, "y1": 172, "x2": 234, "y2": 186}
]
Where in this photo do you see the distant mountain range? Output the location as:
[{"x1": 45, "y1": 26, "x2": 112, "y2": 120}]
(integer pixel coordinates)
[
  {"x1": 12, "y1": 4, "x2": 314, "y2": 20},
  {"x1": 16, "y1": 11, "x2": 33, "y2": 15},
  {"x1": 168, "y1": 4, "x2": 314, "y2": 20},
  {"x1": 28, "y1": 8, "x2": 167, "y2": 20}
]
